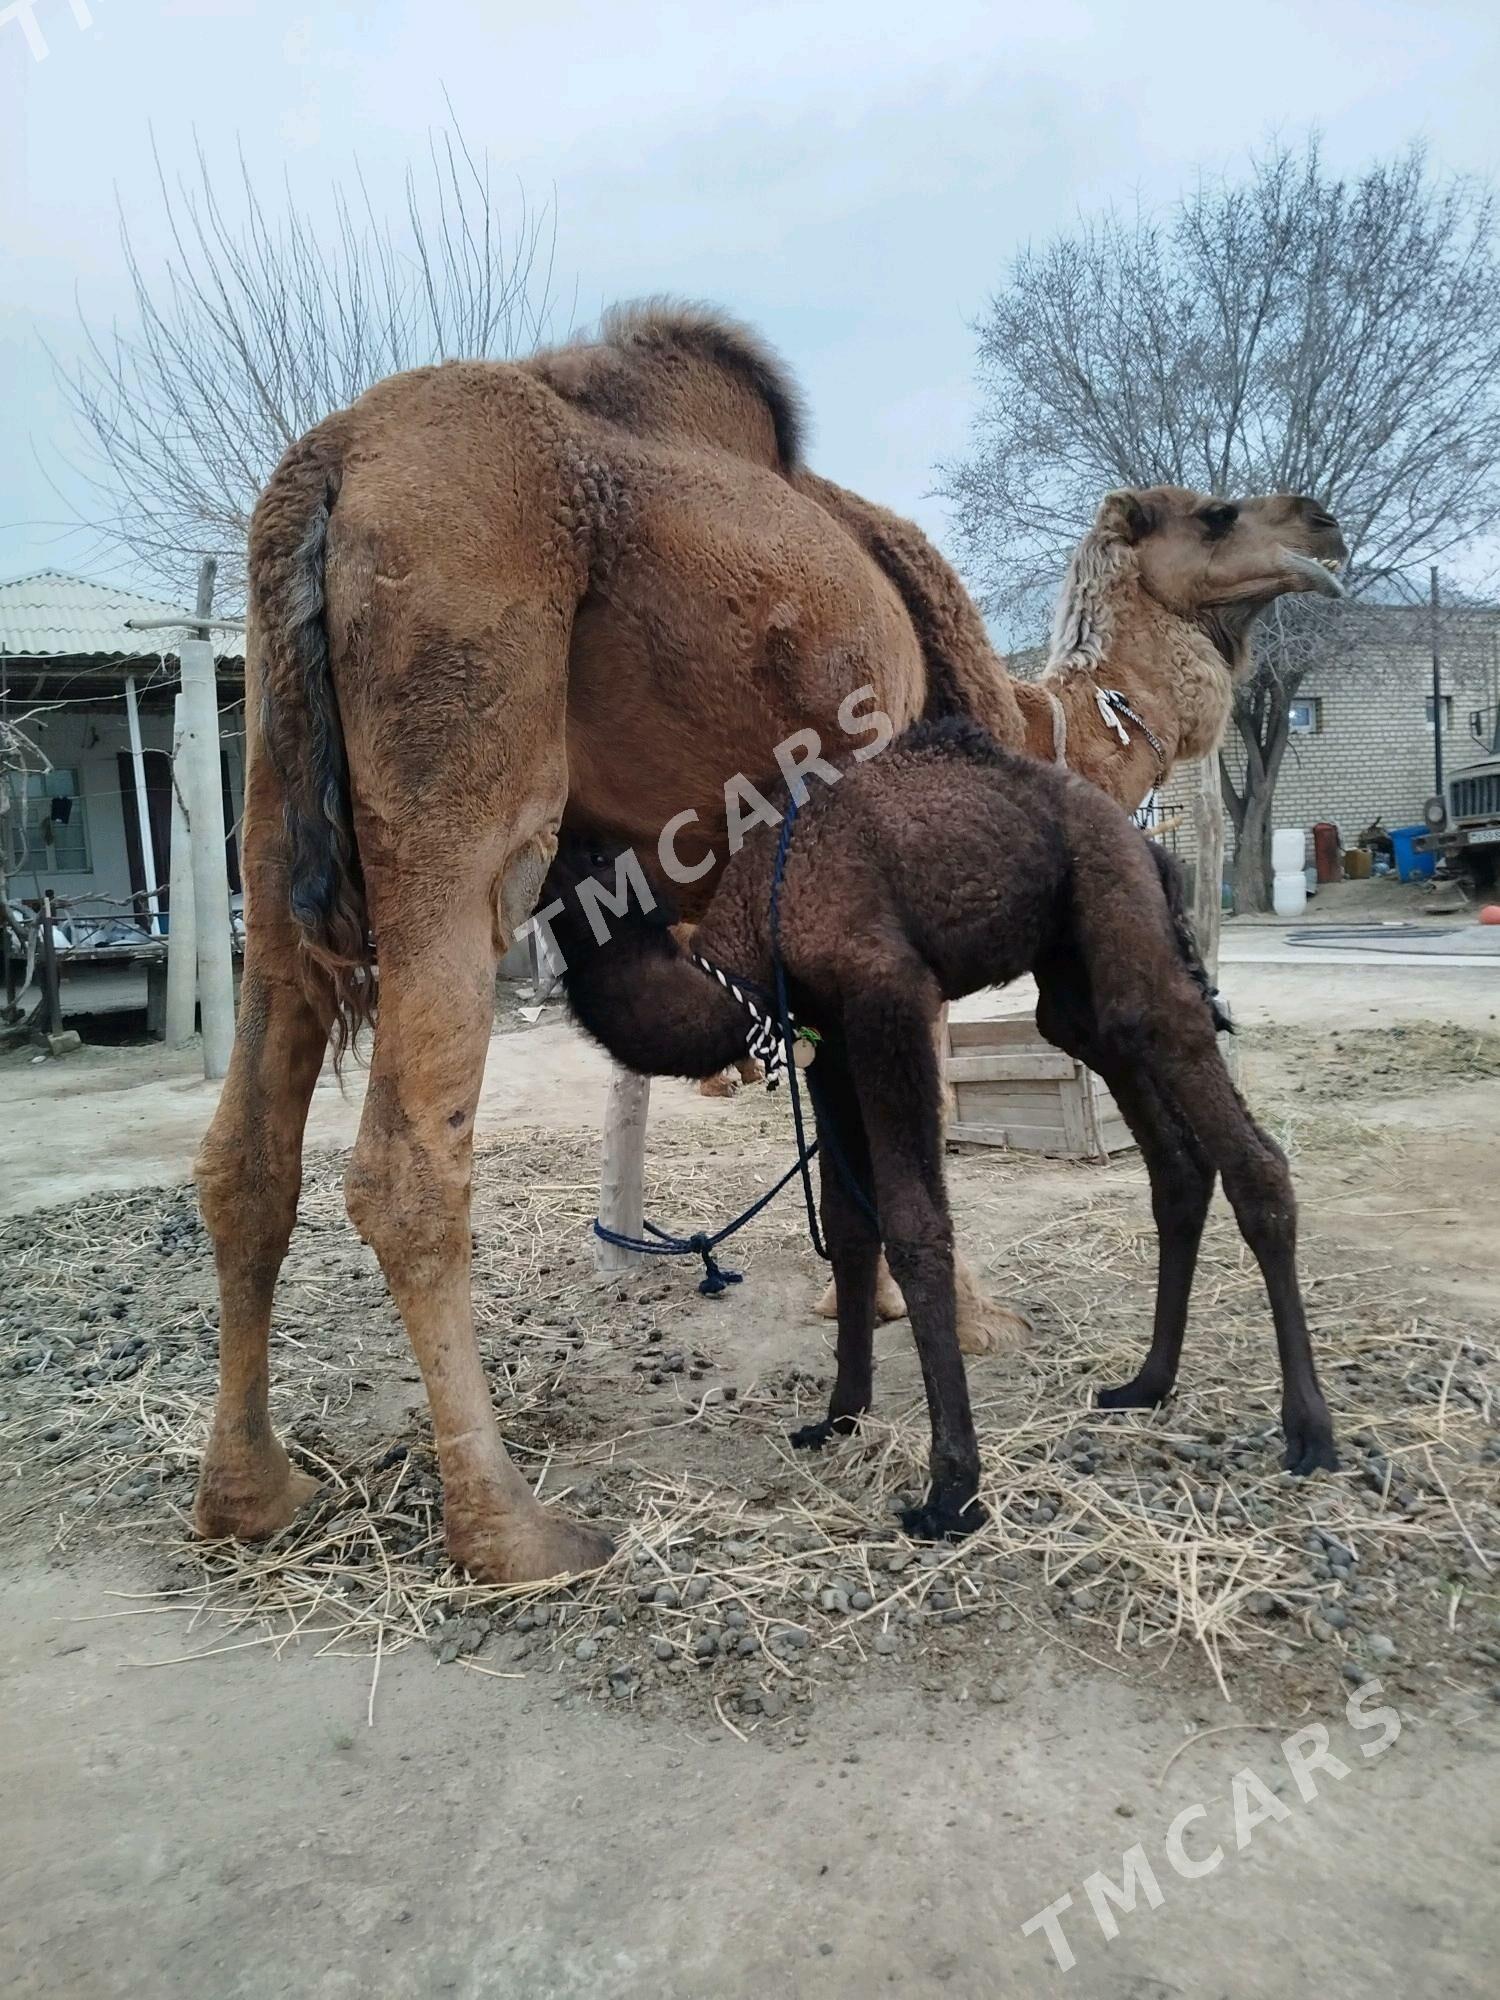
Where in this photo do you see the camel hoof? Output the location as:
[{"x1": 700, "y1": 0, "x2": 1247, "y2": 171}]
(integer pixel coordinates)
[
  {"x1": 789, "y1": 1414, "x2": 859, "y2": 1452},
  {"x1": 899, "y1": 1493, "x2": 988, "y2": 1543},
  {"x1": 447, "y1": 1507, "x2": 614, "y2": 1586},
  {"x1": 814, "y1": 1265, "x2": 907, "y2": 1323},
  {"x1": 193, "y1": 1439, "x2": 319, "y2": 1542},
  {"x1": 1096, "y1": 1374, "x2": 1170, "y2": 1412},
  {"x1": 1282, "y1": 1414, "x2": 1339, "y2": 1478},
  {"x1": 789, "y1": 1419, "x2": 837, "y2": 1451},
  {"x1": 955, "y1": 1297, "x2": 1030, "y2": 1358}
]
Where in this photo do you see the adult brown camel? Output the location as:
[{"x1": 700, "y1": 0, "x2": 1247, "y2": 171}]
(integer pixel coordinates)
[{"x1": 193, "y1": 301, "x2": 1345, "y2": 1585}]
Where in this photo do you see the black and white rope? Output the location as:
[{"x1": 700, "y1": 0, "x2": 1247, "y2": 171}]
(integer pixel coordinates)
[
  {"x1": 1096, "y1": 687, "x2": 1167, "y2": 778},
  {"x1": 689, "y1": 950, "x2": 789, "y2": 1083}
]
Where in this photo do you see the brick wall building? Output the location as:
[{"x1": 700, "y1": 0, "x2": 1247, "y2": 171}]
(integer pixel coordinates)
[{"x1": 1150, "y1": 604, "x2": 1500, "y2": 882}]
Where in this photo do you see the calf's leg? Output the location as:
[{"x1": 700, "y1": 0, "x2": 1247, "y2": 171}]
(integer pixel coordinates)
[
  {"x1": 1112, "y1": 1011, "x2": 1336, "y2": 1475},
  {"x1": 846, "y1": 983, "x2": 985, "y2": 1539},
  {"x1": 1037, "y1": 966, "x2": 1215, "y2": 1412},
  {"x1": 815, "y1": 997, "x2": 1030, "y2": 1353},
  {"x1": 789, "y1": 1046, "x2": 880, "y2": 1449}
]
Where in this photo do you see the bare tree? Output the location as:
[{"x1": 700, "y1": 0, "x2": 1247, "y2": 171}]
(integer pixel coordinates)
[
  {"x1": 56, "y1": 118, "x2": 563, "y2": 604},
  {"x1": 943, "y1": 140, "x2": 1500, "y2": 908}
]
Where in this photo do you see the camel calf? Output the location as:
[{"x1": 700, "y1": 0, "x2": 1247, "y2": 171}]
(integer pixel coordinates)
[{"x1": 542, "y1": 719, "x2": 1338, "y2": 1538}]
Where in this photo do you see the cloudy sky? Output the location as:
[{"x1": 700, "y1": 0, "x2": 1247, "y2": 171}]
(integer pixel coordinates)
[{"x1": 3, "y1": 0, "x2": 1497, "y2": 602}]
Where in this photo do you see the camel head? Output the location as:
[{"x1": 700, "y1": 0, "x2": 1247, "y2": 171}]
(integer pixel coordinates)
[
  {"x1": 1090, "y1": 485, "x2": 1347, "y2": 677},
  {"x1": 542, "y1": 829, "x2": 679, "y2": 937}
]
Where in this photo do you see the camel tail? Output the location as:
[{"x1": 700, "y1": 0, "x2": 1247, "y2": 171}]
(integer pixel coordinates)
[
  {"x1": 1150, "y1": 843, "x2": 1233, "y2": 1033},
  {"x1": 252, "y1": 434, "x2": 373, "y2": 1064}
]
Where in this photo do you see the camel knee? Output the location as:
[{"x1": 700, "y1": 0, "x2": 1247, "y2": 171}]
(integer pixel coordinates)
[
  {"x1": 882, "y1": 1222, "x2": 954, "y2": 1298},
  {"x1": 1224, "y1": 1150, "x2": 1297, "y2": 1246},
  {"x1": 1151, "y1": 1155, "x2": 1214, "y2": 1236},
  {"x1": 196, "y1": 1125, "x2": 299, "y2": 1256},
  {"x1": 345, "y1": 1129, "x2": 471, "y2": 1278}
]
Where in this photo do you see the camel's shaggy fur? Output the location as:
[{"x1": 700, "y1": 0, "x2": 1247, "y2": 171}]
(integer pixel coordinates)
[
  {"x1": 544, "y1": 721, "x2": 1338, "y2": 1535},
  {"x1": 194, "y1": 301, "x2": 1344, "y2": 1583},
  {"x1": 1011, "y1": 486, "x2": 1345, "y2": 807}
]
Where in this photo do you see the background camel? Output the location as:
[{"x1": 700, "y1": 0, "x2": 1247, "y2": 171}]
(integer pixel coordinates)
[
  {"x1": 193, "y1": 301, "x2": 1344, "y2": 1585},
  {"x1": 543, "y1": 719, "x2": 1337, "y2": 1536},
  {"x1": 804, "y1": 482, "x2": 1346, "y2": 1329}
]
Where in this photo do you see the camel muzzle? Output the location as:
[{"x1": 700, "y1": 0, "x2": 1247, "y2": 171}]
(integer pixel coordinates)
[{"x1": 1279, "y1": 548, "x2": 1346, "y2": 598}]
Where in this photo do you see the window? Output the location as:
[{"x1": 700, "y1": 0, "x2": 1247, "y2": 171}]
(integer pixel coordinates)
[
  {"x1": 1288, "y1": 698, "x2": 1322, "y2": 735},
  {"x1": 9, "y1": 768, "x2": 91, "y2": 874},
  {"x1": 1424, "y1": 695, "x2": 1454, "y2": 731}
]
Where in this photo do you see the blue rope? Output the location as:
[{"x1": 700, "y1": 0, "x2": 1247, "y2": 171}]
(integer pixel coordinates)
[
  {"x1": 591, "y1": 1142, "x2": 820, "y2": 1295},
  {"x1": 591, "y1": 786, "x2": 875, "y2": 1292},
  {"x1": 769, "y1": 796, "x2": 829, "y2": 1257}
]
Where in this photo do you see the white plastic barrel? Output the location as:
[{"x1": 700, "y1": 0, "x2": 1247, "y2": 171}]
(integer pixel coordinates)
[
  {"x1": 1271, "y1": 827, "x2": 1306, "y2": 874},
  {"x1": 1273, "y1": 870, "x2": 1308, "y2": 917}
]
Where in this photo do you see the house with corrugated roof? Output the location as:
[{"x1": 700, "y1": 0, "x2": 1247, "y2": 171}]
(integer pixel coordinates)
[{"x1": 1, "y1": 569, "x2": 245, "y2": 923}]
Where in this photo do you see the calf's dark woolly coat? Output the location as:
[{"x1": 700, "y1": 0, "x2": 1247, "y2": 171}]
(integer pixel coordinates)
[{"x1": 543, "y1": 721, "x2": 1336, "y2": 1537}]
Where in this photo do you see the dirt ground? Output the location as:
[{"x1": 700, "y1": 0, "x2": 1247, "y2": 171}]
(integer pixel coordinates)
[{"x1": 3, "y1": 939, "x2": 1499, "y2": 1999}]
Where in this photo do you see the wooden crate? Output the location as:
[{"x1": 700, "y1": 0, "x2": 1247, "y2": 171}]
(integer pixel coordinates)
[{"x1": 943, "y1": 1015, "x2": 1135, "y2": 1161}]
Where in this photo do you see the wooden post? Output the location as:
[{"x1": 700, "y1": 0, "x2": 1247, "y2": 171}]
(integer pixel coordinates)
[
  {"x1": 178, "y1": 558, "x2": 235, "y2": 1079},
  {"x1": 1189, "y1": 753, "x2": 1224, "y2": 984},
  {"x1": 164, "y1": 691, "x2": 198, "y2": 1046},
  {"x1": 123, "y1": 673, "x2": 162, "y2": 935},
  {"x1": 595, "y1": 1067, "x2": 651, "y2": 1273},
  {"x1": 1, "y1": 898, "x2": 17, "y2": 1023},
  {"x1": 40, "y1": 891, "x2": 62, "y2": 1036}
]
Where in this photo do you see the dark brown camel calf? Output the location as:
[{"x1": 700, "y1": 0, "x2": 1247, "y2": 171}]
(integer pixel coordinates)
[{"x1": 542, "y1": 719, "x2": 1338, "y2": 1538}]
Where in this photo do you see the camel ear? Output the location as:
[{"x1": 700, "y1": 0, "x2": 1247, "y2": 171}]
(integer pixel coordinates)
[{"x1": 1095, "y1": 489, "x2": 1158, "y2": 546}]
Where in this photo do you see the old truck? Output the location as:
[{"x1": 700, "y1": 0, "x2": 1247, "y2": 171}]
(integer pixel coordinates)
[{"x1": 1421, "y1": 703, "x2": 1500, "y2": 891}]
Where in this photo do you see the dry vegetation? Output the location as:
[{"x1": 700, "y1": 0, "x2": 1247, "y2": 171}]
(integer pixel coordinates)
[{"x1": 3, "y1": 1084, "x2": 1496, "y2": 1736}]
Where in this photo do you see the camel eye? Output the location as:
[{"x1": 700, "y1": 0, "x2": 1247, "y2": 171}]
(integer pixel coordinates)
[
  {"x1": 589, "y1": 850, "x2": 609, "y2": 869},
  {"x1": 1199, "y1": 502, "x2": 1238, "y2": 538}
]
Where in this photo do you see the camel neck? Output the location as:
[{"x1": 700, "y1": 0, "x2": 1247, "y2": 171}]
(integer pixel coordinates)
[{"x1": 1033, "y1": 580, "x2": 1232, "y2": 806}]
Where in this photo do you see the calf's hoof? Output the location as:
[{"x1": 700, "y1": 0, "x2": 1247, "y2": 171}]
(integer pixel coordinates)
[
  {"x1": 788, "y1": 1414, "x2": 859, "y2": 1452},
  {"x1": 814, "y1": 1262, "x2": 907, "y2": 1324},
  {"x1": 1096, "y1": 1373, "x2": 1171, "y2": 1413},
  {"x1": 447, "y1": 1505, "x2": 614, "y2": 1586},
  {"x1": 698, "y1": 1071, "x2": 738, "y2": 1099},
  {"x1": 899, "y1": 1492, "x2": 988, "y2": 1543},
  {"x1": 1282, "y1": 1414, "x2": 1339, "y2": 1477},
  {"x1": 194, "y1": 1435, "x2": 318, "y2": 1542}
]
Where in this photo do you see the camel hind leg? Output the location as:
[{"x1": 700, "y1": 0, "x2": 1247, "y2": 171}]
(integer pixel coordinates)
[
  {"x1": 339, "y1": 596, "x2": 612, "y2": 1584},
  {"x1": 1036, "y1": 956, "x2": 1215, "y2": 1412},
  {"x1": 1067, "y1": 835, "x2": 1336, "y2": 1475},
  {"x1": 194, "y1": 763, "x2": 331, "y2": 1539}
]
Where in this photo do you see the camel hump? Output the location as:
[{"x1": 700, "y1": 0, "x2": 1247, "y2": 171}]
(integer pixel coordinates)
[
  {"x1": 530, "y1": 298, "x2": 806, "y2": 472},
  {"x1": 599, "y1": 299, "x2": 806, "y2": 466}
]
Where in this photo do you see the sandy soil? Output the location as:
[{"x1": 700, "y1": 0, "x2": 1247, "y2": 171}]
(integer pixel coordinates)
[{"x1": 3, "y1": 952, "x2": 1499, "y2": 2000}]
